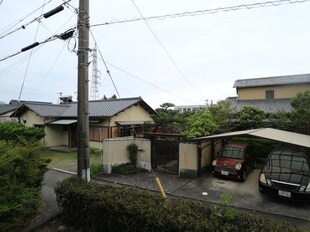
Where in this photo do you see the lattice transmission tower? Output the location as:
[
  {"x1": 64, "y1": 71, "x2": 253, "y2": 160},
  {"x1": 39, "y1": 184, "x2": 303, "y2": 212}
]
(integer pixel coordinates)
[{"x1": 90, "y1": 43, "x2": 100, "y2": 100}]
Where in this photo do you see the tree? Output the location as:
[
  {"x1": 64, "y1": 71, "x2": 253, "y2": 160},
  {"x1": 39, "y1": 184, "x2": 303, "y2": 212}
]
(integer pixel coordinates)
[
  {"x1": 184, "y1": 110, "x2": 218, "y2": 139},
  {"x1": 208, "y1": 99, "x2": 236, "y2": 131},
  {"x1": 268, "y1": 111, "x2": 291, "y2": 131},
  {"x1": 152, "y1": 102, "x2": 186, "y2": 133},
  {"x1": 0, "y1": 123, "x2": 49, "y2": 231},
  {"x1": 236, "y1": 106, "x2": 266, "y2": 130},
  {"x1": 290, "y1": 90, "x2": 310, "y2": 134}
]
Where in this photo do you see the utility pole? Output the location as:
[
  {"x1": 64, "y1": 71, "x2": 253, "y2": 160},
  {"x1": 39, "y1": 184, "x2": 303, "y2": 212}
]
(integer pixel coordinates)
[{"x1": 77, "y1": 0, "x2": 90, "y2": 181}]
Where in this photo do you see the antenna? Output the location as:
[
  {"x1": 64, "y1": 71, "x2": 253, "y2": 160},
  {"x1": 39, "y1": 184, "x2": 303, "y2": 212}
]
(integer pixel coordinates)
[{"x1": 90, "y1": 43, "x2": 100, "y2": 100}]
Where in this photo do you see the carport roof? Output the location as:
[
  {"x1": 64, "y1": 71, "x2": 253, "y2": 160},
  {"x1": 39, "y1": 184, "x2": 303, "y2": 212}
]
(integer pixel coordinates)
[{"x1": 195, "y1": 128, "x2": 310, "y2": 148}]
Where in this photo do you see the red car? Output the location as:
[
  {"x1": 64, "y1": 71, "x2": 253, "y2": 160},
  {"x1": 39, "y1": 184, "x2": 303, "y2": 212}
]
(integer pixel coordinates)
[{"x1": 212, "y1": 143, "x2": 254, "y2": 181}]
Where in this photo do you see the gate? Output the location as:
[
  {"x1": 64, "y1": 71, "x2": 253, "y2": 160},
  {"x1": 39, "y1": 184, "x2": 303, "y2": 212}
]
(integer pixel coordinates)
[{"x1": 151, "y1": 139, "x2": 179, "y2": 175}]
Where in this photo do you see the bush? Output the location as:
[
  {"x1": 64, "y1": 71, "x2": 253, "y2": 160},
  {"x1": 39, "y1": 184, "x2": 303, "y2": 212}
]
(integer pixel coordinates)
[
  {"x1": 127, "y1": 143, "x2": 138, "y2": 166},
  {"x1": 0, "y1": 140, "x2": 50, "y2": 231},
  {"x1": 112, "y1": 163, "x2": 146, "y2": 175},
  {"x1": 0, "y1": 122, "x2": 45, "y2": 142},
  {"x1": 55, "y1": 177, "x2": 304, "y2": 232},
  {"x1": 90, "y1": 163, "x2": 103, "y2": 176}
]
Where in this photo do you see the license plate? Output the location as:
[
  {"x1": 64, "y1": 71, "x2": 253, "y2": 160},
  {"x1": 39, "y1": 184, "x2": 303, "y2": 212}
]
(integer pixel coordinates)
[
  {"x1": 278, "y1": 190, "x2": 291, "y2": 198},
  {"x1": 221, "y1": 170, "x2": 229, "y2": 176}
]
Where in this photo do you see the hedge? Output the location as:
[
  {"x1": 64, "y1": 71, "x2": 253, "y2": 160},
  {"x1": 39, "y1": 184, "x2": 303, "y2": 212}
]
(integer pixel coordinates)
[{"x1": 55, "y1": 177, "x2": 304, "y2": 232}]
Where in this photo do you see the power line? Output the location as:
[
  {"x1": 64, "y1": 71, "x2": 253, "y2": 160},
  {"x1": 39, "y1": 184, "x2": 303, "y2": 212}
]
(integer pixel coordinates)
[
  {"x1": 91, "y1": 0, "x2": 310, "y2": 27},
  {"x1": 130, "y1": 0, "x2": 206, "y2": 101},
  {"x1": 0, "y1": 0, "x2": 74, "y2": 40},
  {"x1": 0, "y1": 0, "x2": 53, "y2": 35},
  {"x1": 28, "y1": 42, "x2": 67, "y2": 100},
  {"x1": 90, "y1": 29, "x2": 121, "y2": 98},
  {"x1": 103, "y1": 61, "x2": 197, "y2": 104},
  {"x1": 0, "y1": 27, "x2": 76, "y2": 62},
  {"x1": 19, "y1": 0, "x2": 47, "y2": 100}
]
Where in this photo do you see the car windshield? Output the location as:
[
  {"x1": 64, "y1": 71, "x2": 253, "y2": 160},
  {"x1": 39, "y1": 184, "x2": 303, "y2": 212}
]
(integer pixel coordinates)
[
  {"x1": 267, "y1": 151, "x2": 309, "y2": 171},
  {"x1": 221, "y1": 147, "x2": 245, "y2": 159}
]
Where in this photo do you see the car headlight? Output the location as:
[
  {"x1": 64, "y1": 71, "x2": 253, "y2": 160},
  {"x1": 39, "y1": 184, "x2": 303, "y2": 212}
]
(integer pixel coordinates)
[
  {"x1": 300, "y1": 186, "x2": 306, "y2": 192},
  {"x1": 235, "y1": 163, "x2": 242, "y2": 171},
  {"x1": 259, "y1": 173, "x2": 266, "y2": 184},
  {"x1": 212, "y1": 160, "x2": 217, "y2": 166}
]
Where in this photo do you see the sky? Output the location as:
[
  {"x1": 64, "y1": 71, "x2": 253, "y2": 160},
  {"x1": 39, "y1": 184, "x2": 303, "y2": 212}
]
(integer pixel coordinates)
[{"x1": 0, "y1": 0, "x2": 310, "y2": 109}]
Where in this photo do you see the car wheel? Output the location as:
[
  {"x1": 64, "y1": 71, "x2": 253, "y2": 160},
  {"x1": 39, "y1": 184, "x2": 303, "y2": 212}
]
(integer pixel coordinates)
[{"x1": 241, "y1": 170, "x2": 247, "y2": 181}]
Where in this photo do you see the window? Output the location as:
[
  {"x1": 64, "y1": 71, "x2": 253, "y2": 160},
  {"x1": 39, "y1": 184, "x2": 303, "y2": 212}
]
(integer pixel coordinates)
[{"x1": 265, "y1": 90, "x2": 274, "y2": 99}]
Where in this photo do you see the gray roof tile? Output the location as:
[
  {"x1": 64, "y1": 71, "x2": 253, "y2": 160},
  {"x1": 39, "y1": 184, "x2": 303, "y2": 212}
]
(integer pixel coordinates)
[
  {"x1": 229, "y1": 98, "x2": 293, "y2": 113},
  {"x1": 233, "y1": 73, "x2": 310, "y2": 88},
  {"x1": 14, "y1": 97, "x2": 155, "y2": 118}
]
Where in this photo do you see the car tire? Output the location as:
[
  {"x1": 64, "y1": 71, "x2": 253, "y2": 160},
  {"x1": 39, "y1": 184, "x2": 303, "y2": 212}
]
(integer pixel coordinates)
[{"x1": 241, "y1": 170, "x2": 247, "y2": 181}]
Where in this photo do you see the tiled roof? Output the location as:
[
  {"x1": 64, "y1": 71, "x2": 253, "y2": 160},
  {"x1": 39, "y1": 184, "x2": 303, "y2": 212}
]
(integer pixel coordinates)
[
  {"x1": 14, "y1": 97, "x2": 155, "y2": 118},
  {"x1": 229, "y1": 98, "x2": 293, "y2": 113},
  {"x1": 0, "y1": 105, "x2": 19, "y2": 115},
  {"x1": 233, "y1": 73, "x2": 310, "y2": 88},
  {"x1": 24, "y1": 104, "x2": 69, "y2": 117},
  {"x1": 61, "y1": 97, "x2": 146, "y2": 117}
]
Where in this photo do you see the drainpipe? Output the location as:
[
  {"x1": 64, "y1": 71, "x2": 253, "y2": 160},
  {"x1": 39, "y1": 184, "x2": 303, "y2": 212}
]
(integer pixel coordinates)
[{"x1": 197, "y1": 141, "x2": 202, "y2": 177}]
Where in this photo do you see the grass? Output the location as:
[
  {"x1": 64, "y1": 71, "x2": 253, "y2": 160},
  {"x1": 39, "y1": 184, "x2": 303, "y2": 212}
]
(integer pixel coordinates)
[{"x1": 41, "y1": 150, "x2": 102, "y2": 173}]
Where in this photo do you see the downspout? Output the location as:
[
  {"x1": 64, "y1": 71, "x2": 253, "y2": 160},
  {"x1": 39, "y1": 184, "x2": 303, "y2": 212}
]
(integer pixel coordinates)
[{"x1": 197, "y1": 141, "x2": 202, "y2": 177}]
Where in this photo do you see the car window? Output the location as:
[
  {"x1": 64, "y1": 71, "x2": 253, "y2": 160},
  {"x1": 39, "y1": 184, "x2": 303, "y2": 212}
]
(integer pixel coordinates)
[
  {"x1": 268, "y1": 151, "x2": 309, "y2": 171},
  {"x1": 221, "y1": 147, "x2": 245, "y2": 159}
]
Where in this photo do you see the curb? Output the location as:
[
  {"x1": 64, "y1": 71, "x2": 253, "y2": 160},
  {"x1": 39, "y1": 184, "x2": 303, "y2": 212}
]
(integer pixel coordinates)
[{"x1": 51, "y1": 168, "x2": 76, "y2": 175}]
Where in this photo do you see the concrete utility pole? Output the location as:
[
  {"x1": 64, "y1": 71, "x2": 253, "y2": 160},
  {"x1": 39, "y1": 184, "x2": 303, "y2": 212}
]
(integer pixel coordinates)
[{"x1": 77, "y1": 0, "x2": 90, "y2": 181}]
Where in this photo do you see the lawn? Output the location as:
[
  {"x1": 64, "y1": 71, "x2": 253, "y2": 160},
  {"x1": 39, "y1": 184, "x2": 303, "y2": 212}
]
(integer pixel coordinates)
[{"x1": 41, "y1": 150, "x2": 102, "y2": 173}]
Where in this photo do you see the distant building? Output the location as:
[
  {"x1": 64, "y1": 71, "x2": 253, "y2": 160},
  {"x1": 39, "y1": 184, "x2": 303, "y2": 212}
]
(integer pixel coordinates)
[
  {"x1": 230, "y1": 73, "x2": 310, "y2": 113},
  {"x1": 174, "y1": 104, "x2": 208, "y2": 113}
]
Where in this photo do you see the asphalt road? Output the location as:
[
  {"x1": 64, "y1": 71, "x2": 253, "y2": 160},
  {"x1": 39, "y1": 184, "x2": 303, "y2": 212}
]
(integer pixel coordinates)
[{"x1": 41, "y1": 169, "x2": 310, "y2": 229}]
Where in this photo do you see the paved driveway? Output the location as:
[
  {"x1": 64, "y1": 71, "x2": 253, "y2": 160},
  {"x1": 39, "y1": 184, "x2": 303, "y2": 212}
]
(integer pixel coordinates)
[
  {"x1": 173, "y1": 169, "x2": 310, "y2": 223},
  {"x1": 41, "y1": 169, "x2": 310, "y2": 229}
]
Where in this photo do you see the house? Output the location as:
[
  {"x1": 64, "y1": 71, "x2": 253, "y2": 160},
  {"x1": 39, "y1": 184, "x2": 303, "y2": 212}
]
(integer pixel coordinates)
[
  {"x1": 174, "y1": 104, "x2": 208, "y2": 113},
  {"x1": 0, "y1": 100, "x2": 52, "y2": 122},
  {"x1": 231, "y1": 73, "x2": 310, "y2": 113},
  {"x1": 12, "y1": 97, "x2": 156, "y2": 149}
]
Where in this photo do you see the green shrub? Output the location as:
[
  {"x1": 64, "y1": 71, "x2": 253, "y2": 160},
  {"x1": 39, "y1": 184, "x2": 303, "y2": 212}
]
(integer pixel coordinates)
[
  {"x1": 127, "y1": 143, "x2": 138, "y2": 166},
  {"x1": 55, "y1": 177, "x2": 304, "y2": 232},
  {"x1": 231, "y1": 137, "x2": 281, "y2": 158},
  {"x1": 0, "y1": 122, "x2": 45, "y2": 143},
  {"x1": 90, "y1": 163, "x2": 103, "y2": 176},
  {"x1": 112, "y1": 163, "x2": 146, "y2": 175},
  {"x1": 0, "y1": 140, "x2": 50, "y2": 231}
]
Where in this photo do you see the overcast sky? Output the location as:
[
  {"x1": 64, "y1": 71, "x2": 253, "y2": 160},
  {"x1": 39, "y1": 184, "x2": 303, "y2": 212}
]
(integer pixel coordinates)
[{"x1": 1, "y1": 0, "x2": 310, "y2": 108}]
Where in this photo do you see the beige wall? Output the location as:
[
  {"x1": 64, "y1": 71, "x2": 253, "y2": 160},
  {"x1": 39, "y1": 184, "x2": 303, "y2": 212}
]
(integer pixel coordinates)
[
  {"x1": 200, "y1": 139, "x2": 222, "y2": 168},
  {"x1": 102, "y1": 138, "x2": 151, "y2": 173},
  {"x1": 20, "y1": 110, "x2": 45, "y2": 126},
  {"x1": 179, "y1": 143, "x2": 198, "y2": 176},
  {"x1": 45, "y1": 125, "x2": 67, "y2": 147},
  {"x1": 238, "y1": 84, "x2": 310, "y2": 100},
  {"x1": 110, "y1": 104, "x2": 153, "y2": 126}
]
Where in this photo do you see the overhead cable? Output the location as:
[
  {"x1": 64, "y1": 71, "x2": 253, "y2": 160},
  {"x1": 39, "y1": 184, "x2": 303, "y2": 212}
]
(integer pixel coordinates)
[
  {"x1": 19, "y1": 0, "x2": 47, "y2": 100},
  {"x1": 0, "y1": 0, "x2": 74, "y2": 40},
  {"x1": 130, "y1": 0, "x2": 206, "y2": 100},
  {"x1": 0, "y1": 27, "x2": 75, "y2": 62},
  {"x1": 90, "y1": 29, "x2": 121, "y2": 98},
  {"x1": 91, "y1": 0, "x2": 310, "y2": 27}
]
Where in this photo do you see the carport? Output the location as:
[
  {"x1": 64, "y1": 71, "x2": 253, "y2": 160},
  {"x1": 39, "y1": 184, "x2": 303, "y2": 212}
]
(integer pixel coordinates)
[{"x1": 195, "y1": 128, "x2": 310, "y2": 176}]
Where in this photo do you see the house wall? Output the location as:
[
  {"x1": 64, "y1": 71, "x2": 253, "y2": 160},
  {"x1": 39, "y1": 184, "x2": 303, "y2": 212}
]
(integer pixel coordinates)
[
  {"x1": 102, "y1": 138, "x2": 151, "y2": 173},
  {"x1": 179, "y1": 143, "x2": 198, "y2": 177},
  {"x1": 110, "y1": 104, "x2": 153, "y2": 126},
  {"x1": 19, "y1": 110, "x2": 45, "y2": 126},
  {"x1": 0, "y1": 111, "x2": 17, "y2": 122},
  {"x1": 237, "y1": 84, "x2": 310, "y2": 100},
  {"x1": 45, "y1": 125, "x2": 67, "y2": 147}
]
